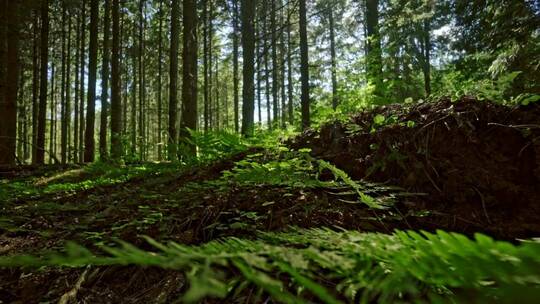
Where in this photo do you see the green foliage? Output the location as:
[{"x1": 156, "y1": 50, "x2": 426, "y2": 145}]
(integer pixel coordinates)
[
  {"x1": 318, "y1": 160, "x2": 386, "y2": 209},
  {"x1": 434, "y1": 68, "x2": 526, "y2": 103},
  {"x1": 2, "y1": 228, "x2": 539, "y2": 303},
  {"x1": 0, "y1": 162, "x2": 183, "y2": 202},
  {"x1": 184, "y1": 130, "x2": 249, "y2": 163},
  {"x1": 223, "y1": 151, "x2": 323, "y2": 188}
]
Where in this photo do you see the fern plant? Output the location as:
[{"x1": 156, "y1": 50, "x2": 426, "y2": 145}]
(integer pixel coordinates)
[{"x1": 1, "y1": 228, "x2": 539, "y2": 303}]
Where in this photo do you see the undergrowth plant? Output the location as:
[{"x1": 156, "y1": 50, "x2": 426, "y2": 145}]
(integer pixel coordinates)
[
  {"x1": 221, "y1": 148, "x2": 389, "y2": 209},
  {"x1": 1, "y1": 228, "x2": 538, "y2": 303}
]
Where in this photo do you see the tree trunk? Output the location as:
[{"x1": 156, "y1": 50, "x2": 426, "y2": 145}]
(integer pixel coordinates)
[
  {"x1": 65, "y1": 15, "x2": 72, "y2": 162},
  {"x1": 84, "y1": 0, "x2": 99, "y2": 162},
  {"x1": 99, "y1": 0, "x2": 111, "y2": 160},
  {"x1": 423, "y1": 19, "x2": 431, "y2": 97},
  {"x1": 131, "y1": 45, "x2": 137, "y2": 157},
  {"x1": 279, "y1": 0, "x2": 287, "y2": 128},
  {"x1": 365, "y1": 0, "x2": 383, "y2": 97},
  {"x1": 110, "y1": 0, "x2": 122, "y2": 161},
  {"x1": 208, "y1": 0, "x2": 213, "y2": 130},
  {"x1": 240, "y1": 0, "x2": 255, "y2": 136},
  {"x1": 18, "y1": 73, "x2": 27, "y2": 162},
  {"x1": 271, "y1": 0, "x2": 279, "y2": 126},
  {"x1": 60, "y1": 3, "x2": 67, "y2": 163},
  {"x1": 0, "y1": 0, "x2": 6, "y2": 164},
  {"x1": 49, "y1": 63, "x2": 55, "y2": 164},
  {"x1": 168, "y1": 0, "x2": 180, "y2": 160},
  {"x1": 0, "y1": 0, "x2": 20, "y2": 166},
  {"x1": 157, "y1": 0, "x2": 163, "y2": 160},
  {"x1": 36, "y1": 0, "x2": 49, "y2": 164},
  {"x1": 299, "y1": 0, "x2": 310, "y2": 130},
  {"x1": 138, "y1": 0, "x2": 145, "y2": 160},
  {"x1": 329, "y1": 10, "x2": 338, "y2": 109},
  {"x1": 31, "y1": 9, "x2": 39, "y2": 163},
  {"x1": 180, "y1": 0, "x2": 198, "y2": 157},
  {"x1": 286, "y1": 5, "x2": 293, "y2": 125},
  {"x1": 202, "y1": 0, "x2": 208, "y2": 133},
  {"x1": 256, "y1": 10, "x2": 262, "y2": 126},
  {"x1": 232, "y1": 0, "x2": 240, "y2": 133},
  {"x1": 79, "y1": 0, "x2": 86, "y2": 163},
  {"x1": 74, "y1": 13, "x2": 80, "y2": 162},
  {"x1": 263, "y1": 2, "x2": 271, "y2": 129}
]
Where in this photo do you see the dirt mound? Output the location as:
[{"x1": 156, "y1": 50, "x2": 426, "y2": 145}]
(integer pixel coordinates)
[{"x1": 290, "y1": 97, "x2": 540, "y2": 238}]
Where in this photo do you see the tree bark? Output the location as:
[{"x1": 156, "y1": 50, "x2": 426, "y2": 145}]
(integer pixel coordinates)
[
  {"x1": 263, "y1": 1, "x2": 271, "y2": 129},
  {"x1": 256, "y1": 10, "x2": 262, "y2": 126},
  {"x1": 286, "y1": 4, "x2": 293, "y2": 125},
  {"x1": 84, "y1": 0, "x2": 99, "y2": 162},
  {"x1": 271, "y1": 0, "x2": 279, "y2": 126},
  {"x1": 74, "y1": 13, "x2": 80, "y2": 162},
  {"x1": 65, "y1": 15, "x2": 72, "y2": 162},
  {"x1": 299, "y1": 0, "x2": 310, "y2": 130},
  {"x1": 232, "y1": 0, "x2": 240, "y2": 133},
  {"x1": 168, "y1": 0, "x2": 180, "y2": 160},
  {"x1": 49, "y1": 63, "x2": 56, "y2": 164},
  {"x1": 0, "y1": 0, "x2": 7, "y2": 164},
  {"x1": 180, "y1": 0, "x2": 198, "y2": 157},
  {"x1": 279, "y1": 0, "x2": 287, "y2": 128},
  {"x1": 365, "y1": 0, "x2": 383, "y2": 96},
  {"x1": 79, "y1": 0, "x2": 87, "y2": 163},
  {"x1": 0, "y1": 0, "x2": 20, "y2": 166},
  {"x1": 130, "y1": 44, "x2": 137, "y2": 157},
  {"x1": 99, "y1": 0, "x2": 111, "y2": 160},
  {"x1": 329, "y1": 10, "x2": 338, "y2": 109},
  {"x1": 423, "y1": 19, "x2": 431, "y2": 97},
  {"x1": 36, "y1": 0, "x2": 50, "y2": 164},
  {"x1": 208, "y1": 0, "x2": 213, "y2": 130},
  {"x1": 31, "y1": 9, "x2": 39, "y2": 163},
  {"x1": 202, "y1": 0, "x2": 208, "y2": 133},
  {"x1": 60, "y1": 3, "x2": 67, "y2": 163},
  {"x1": 110, "y1": 0, "x2": 122, "y2": 161},
  {"x1": 138, "y1": 0, "x2": 145, "y2": 160},
  {"x1": 240, "y1": 0, "x2": 256, "y2": 136},
  {"x1": 157, "y1": 0, "x2": 163, "y2": 160}
]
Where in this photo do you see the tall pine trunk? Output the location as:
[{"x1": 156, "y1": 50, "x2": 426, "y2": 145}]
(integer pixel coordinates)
[
  {"x1": 36, "y1": 0, "x2": 50, "y2": 164},
  {"x1": 286, "y1": 4, "x2": 293, "y2": 125},
  {"x1": 73, "y1": 13, "x2": 80, "y2": 162},
  {"x1": 84, "y1": 0, "x2": 99, "y2": 162},
  {"x1": 65, "y1": 15, "x2": 72, "y2": 162},
  {"x1": 99, "y1": 0, "x2": 111, "y2": 160},
  {"x1": 365, "y1": 0, "x2": 383, "y2": 97},
  {"x1": 60, "y1": 3, "x2": 67, "y2": 163},
  {"x1": 79, "y1": 0, "x2": 87, "y2": 163},
  {"x1": 180, "y1": 0, "x2": 198, "y2": 157},
  {"x1": 31, "y1": 10, "x2": 39, "y2": 163},
  {"x1": 263, "y1": 2, "x2": 271, "y2": 129},
  {"x1": 0, "y1": 0, "x2": 20, "y2": 166},
  {"x1": 299, "y1": 0, "x2": 310, "y2": 129},
  {"x1": 202, "y1": 0, "x2": 209, "y2": 132},
  {"x1": 423, "y1": 19, "x2": 431, "y2": 96},
  {"x1": 110, "y1": 0, "x2": 122, "y2": 161},
  {"x1": 329, "y1": 10, "x2": 338, "y2": 109},
  {"x1": 168, "y1": 0, "x2": 180, "y2": 160},
  {"x1": 138, "y1": 0, "x2": 145, "y2": 160},
  {"x1": 279, "y1": 0, "x2": 287, "y2": 128},
  {"x1": 49, "y1": 63, "x2": 55, "y2": 164},
  {"x1": 271, "y1": 0, "x2": 279, "y2": 126},
  {"x1": 240, "y1": 0, "x2": 255, "y2": 136},
  {"x1": 232, "y1": 0, "x2": 240, "y2": 133},
  {"x1": 157, "y1": 0, "x2": 163, "y2": 160}
]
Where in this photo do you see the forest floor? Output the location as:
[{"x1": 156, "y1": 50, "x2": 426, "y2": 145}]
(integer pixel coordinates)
[{"x1": 1, "y1": 97, "x2": 539, "y2": 303}]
